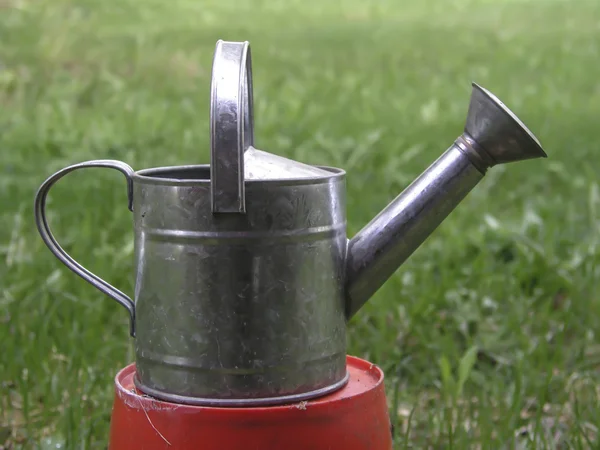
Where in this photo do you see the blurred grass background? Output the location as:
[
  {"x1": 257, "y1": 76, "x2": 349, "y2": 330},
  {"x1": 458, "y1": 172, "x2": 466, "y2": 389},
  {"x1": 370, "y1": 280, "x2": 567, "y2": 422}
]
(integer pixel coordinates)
[{"x1": 1, "y1": 0, "x2": 600, "y2": 448}]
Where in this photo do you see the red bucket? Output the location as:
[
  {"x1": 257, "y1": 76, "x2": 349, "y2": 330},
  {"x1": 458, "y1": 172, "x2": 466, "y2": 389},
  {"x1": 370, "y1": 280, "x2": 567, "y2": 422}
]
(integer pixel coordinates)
[{"x1": 108, "y1": 355, "x2": 393, "y2": 450}]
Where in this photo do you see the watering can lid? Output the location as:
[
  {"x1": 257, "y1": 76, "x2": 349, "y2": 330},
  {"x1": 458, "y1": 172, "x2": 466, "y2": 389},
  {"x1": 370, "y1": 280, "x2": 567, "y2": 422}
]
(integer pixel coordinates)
[
  {"x1": 243, "y1": 147, "x2": 332, "y2": 180},
  {"x1": 210, "y1": 40, "x2": 331, "y2": 214}
]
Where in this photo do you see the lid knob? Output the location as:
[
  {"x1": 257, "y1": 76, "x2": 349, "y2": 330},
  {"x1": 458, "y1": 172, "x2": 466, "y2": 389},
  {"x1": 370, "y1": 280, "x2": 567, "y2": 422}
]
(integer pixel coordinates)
[{"x1": 210, "y1": 40, "x2": 254, "y2": 214}]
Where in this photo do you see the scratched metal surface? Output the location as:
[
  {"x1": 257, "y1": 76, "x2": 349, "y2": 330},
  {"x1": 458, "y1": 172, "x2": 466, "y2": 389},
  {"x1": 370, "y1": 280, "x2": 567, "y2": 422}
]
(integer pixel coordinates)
[
  {"x1": 131, "y1": 164, "x2": 349, "y2": 405},
  {"x1": 33, "y1": 50, "x2": 549, "y2": 409}
]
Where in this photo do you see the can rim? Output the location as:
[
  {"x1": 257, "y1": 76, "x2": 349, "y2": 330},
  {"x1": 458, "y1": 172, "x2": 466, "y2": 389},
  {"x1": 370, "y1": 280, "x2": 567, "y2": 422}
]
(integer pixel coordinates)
[{"x1": 131, "y1": 164, "x2": 346, "y2": 187}]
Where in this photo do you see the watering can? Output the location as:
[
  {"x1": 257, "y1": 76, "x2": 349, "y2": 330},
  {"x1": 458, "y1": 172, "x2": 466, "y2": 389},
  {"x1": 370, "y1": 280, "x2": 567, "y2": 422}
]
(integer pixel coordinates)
[{"x1": 34, "y1": 40, "x2": 547, "y2": 406}]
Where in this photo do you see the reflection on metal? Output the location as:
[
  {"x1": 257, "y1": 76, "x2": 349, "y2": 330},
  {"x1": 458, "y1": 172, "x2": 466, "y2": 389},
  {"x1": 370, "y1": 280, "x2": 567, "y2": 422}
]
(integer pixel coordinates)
[{"x1": 34, "y1": 40, "x2": 547, "y2": 406}]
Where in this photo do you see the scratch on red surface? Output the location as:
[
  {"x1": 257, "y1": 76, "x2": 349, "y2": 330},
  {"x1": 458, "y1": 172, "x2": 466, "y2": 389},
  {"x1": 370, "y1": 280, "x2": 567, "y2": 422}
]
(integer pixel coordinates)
[
  {"x1": 293, "y1": 401, "x2": 308, "y2": 410},
  {"x1": 135, "y1": 395, "x2": 172, "y2": 446},
  {"x1": 116, "y1": 386, "x2": 179, "y2": 412}
]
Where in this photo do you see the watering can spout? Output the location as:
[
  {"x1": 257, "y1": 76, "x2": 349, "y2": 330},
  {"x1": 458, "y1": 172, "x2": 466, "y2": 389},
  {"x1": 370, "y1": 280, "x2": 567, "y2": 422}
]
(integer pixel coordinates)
[{"x1": 344, "y1": 82, "x2": 547, "y2": 319}]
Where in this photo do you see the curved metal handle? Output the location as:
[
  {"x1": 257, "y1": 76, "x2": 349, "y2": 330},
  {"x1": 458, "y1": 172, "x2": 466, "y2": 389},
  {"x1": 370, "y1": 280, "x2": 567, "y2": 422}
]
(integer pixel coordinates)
[
  {"x1": 34, "y1": 160, "x2": 137, "y2": 337},
  {"x1": 210, "y1": 39, "x2": 255, "y2": 214}
]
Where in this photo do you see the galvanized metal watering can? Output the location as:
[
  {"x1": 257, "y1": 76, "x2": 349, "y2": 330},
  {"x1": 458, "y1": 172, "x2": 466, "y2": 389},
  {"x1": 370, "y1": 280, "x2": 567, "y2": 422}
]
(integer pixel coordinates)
[{"x1": 34, "y1": 40, "x2": 547, "y2": 406}]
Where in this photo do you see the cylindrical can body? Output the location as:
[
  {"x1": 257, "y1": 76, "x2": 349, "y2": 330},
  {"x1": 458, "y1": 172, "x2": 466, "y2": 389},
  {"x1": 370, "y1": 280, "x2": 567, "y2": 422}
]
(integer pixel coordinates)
[
  {"x1": 108, "y1": 356, "x2": 393, "y2": 450},
  {"x1": 131, "y1": 164, "x2": 348, "y2": 405}
]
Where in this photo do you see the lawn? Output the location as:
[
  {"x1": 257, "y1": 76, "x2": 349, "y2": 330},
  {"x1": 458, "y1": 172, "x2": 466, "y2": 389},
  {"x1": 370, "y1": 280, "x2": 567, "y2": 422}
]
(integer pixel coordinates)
[{"x1": 1, "y1": 0, "x2": 600, "y2": 448}]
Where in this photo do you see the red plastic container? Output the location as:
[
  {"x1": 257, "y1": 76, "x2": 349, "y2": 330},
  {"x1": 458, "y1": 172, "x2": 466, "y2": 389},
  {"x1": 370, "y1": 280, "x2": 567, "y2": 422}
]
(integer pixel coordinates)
[{"x1": 108, "y1": 355, "x2": 393, "y2": 450}]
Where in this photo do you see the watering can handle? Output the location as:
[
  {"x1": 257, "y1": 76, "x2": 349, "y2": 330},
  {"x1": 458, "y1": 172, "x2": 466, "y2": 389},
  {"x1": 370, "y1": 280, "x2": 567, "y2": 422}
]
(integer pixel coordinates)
[
  {"x1": 210, "y1": 39, "x2": 254, "y2": 214},
  {"x1": 33, "y1": 160, "x2": 136, "y2": 337}
]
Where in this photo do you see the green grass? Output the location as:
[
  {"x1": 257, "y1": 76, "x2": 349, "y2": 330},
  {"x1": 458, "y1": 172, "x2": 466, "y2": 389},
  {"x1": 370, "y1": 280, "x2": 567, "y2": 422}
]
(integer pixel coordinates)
[{"x1": 1, "y1": 0, "x2": 600, "y2": 447}]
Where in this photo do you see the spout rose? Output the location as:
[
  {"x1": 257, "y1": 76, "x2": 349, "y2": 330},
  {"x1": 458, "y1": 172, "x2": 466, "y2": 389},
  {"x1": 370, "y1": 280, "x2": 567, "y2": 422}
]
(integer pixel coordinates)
[
  {"x1": 463, "y1": 83, "x2": 547, "y2": 167},
  {"x1": 344, "y1": 83, "x2": 547, "y2": 320}
]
